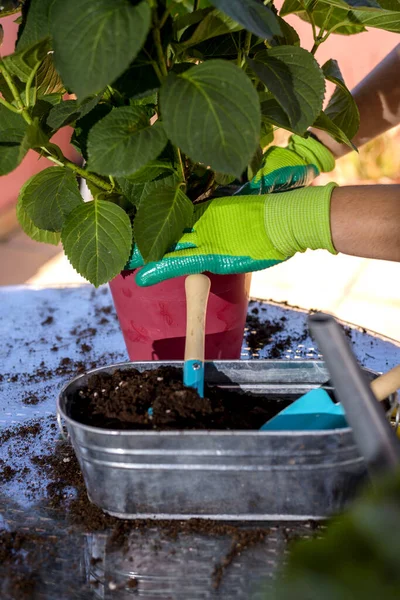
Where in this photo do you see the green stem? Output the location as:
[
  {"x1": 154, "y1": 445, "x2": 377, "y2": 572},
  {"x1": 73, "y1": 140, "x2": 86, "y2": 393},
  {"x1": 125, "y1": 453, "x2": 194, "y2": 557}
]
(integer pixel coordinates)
[
  {"x1": 25, "y1": 60, "x2": 41, "y2": 108},
  {"x1": 160, "y1": 6, "x2": 172, "y2": 28},
  {"x1": 152, "y1": 18, "x2": 168, "y2": 78},
  {"x1": 64, "y1": 159, "x2": 113, "y2": 191},
  {"x1": 244, "y1": 31, "x2": 252, "y2": 57},
  {"x1": 193, "y1": 0, "x2": 200, "y2": 11},
  {"x1": 0, "y1": 95, "x2": 20, "y2": 113},
  {"x1": 0, "y1": 61, "x2": 32, "y2": 124},
  {"x1": 174, "y1": 146, "x2": 186, "y2": 183}
]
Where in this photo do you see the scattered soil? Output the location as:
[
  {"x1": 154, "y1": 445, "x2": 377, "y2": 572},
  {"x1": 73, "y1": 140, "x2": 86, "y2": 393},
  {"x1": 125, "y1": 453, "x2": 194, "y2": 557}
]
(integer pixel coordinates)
[
  {"x1": 22, "y1": 394, "x2": 40, "y2": 406},
  {"x1": 0, "y1": 460, "x2": 17, "y2": 483},
  {"x1": 41, "y1": 316, "x2": 54, "y2": 326},
  {"x1": 69, "y1": 366, "x2": 292, "y2": 431},
  {"x1": 0, "y1": 529, "x2": 56, "y2": 599}
]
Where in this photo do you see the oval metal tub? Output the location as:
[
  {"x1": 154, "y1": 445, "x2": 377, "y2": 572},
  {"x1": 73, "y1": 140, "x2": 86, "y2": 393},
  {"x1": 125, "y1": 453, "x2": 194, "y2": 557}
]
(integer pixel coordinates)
[{"x1": 57, "y1": 360, "x2": 392, "y2": 521}]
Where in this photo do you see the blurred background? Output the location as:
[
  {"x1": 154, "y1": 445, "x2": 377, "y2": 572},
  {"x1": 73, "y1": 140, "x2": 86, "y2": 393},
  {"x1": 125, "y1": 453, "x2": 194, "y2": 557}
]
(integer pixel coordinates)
[{"x1": 1, "y1": 12, "x2": 399, "y2": 341}]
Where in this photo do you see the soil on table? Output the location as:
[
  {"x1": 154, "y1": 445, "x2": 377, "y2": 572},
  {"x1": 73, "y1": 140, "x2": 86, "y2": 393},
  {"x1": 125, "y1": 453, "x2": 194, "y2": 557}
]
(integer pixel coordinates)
[
  {"x1": 2, "y1": 422, "x2": 310, "y2": 593},
  {"x1": 69, "y1": 366, "x2": 292, "y2": 431}
]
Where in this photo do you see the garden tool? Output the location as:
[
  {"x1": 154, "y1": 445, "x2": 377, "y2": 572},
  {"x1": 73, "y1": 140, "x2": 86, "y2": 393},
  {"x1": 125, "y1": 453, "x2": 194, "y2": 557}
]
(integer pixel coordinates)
[
  {"x1": 261, "y1": 363, "x2": 400, "y2": 432},
  {"x1": 183, "y1": 274, "x2": 211, "y2": 398},
  {"x1": 308, "y1": 313, "x2": 400, "y2": 475}
]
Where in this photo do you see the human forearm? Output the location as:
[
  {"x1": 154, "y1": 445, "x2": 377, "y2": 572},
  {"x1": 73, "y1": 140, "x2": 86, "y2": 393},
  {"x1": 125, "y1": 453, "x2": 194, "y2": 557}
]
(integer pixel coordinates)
[
  {"x1": 330, "y1": 185, "x2": 400, "y2": 261},
  {"x1": 310, "y1": 44, "x2": 400, "y2": 158}
]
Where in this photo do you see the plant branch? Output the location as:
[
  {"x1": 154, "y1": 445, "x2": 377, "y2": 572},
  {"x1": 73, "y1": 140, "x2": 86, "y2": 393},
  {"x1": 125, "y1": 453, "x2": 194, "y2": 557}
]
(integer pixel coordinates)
[
  {"x1": 0, "y1": 95, "x2": 20, "y2": 113},
  {"x1": 152, "y1": 12, "x2": 168, "y2": 78},
  {"x1": 174, "y1": 146, "x2": 186, "y2": 183},
  {"x1": 244, "y1": 31, "x2": 252, "y2": 57},
  {"x1": 0, "y1": 61, "x2": 32, "y2": 124},
  {"x1": 193, "y1": 0, "x2": 200, "y2": 11},
  {"x1": 25, "y1": 60, "x2": 41, "y2": 107},
  {"x1": 310, "y1": 7, "x2": 333, "y2": 55}
]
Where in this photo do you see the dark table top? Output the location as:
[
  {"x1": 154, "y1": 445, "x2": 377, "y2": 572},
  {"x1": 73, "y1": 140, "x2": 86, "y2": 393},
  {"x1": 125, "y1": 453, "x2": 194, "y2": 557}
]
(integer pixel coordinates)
[{"x1": 1, "y1": 284, "x2": 400, "y2": 600}]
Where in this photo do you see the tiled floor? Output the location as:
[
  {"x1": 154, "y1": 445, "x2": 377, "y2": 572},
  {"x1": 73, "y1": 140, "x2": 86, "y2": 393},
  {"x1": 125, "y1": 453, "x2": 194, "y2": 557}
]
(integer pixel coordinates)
[{"x1": 1, "y1": 227, "x2": 399, "y2": 342}]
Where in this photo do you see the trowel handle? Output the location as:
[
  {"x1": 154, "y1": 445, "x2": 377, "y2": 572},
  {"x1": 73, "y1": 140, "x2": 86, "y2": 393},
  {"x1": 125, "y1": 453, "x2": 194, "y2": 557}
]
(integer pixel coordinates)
[
  {"x1": 372, "y1": 365, "x2": 400, "y2": 401},
  {"x1": 184, "y1": 274, "x2": 211, "y2": 362}
]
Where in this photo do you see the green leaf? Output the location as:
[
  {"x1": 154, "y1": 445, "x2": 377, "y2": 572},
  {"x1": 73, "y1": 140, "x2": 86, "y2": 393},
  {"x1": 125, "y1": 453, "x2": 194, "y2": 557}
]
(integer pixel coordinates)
[
  {"x1": 21, "y1": 167, "x2": 83, "y2": 232},
  {"x1": 3, "y1": 37, "x2": 52, "y2": 82},
  {"x1": 208, "y1": 0, "x2": 282, "y2": 41},
  {"x1": 46, "y1": 96, "x2": 101, "y2": 130},
  {"x1": 61, "y1": 200, "x2": 132, "y2": 287},
  {"x1": 260, "y1": 93, "x2": 293, "y2": 132},
  {"x1": 349, "y1": 8, "x2": 400, "y2": 32},
  {"x1": 117, "y1": 179, "x2": 146, "y2": 207},
  {"x1": 160, "y1": 60, "x2": 261, "y2": 176},
  {"x1": 260, "y1": 118, "x2": 274, "y2": 148},
  {"x1": 51, "y1": 0, "x2": 151, "y2": 99},
  {"x1": 181, "y1": 9, "x2": 242, "y2": 46},
  {"x1": 280, "y1": 1, "x2": 367, "y2": 34},
  {"x1": 16, "y1": 186, "x2": 60, "y2": 246},
  {"x1": 134, "y1": 182, "x2": 193, "y2": 263},
  {"x1": 17, "y1": 0, "x2": 55, "y2": 50},
  {"x1": 175, "y1": 7, "x2": 214, "y2": 32},
  {"x1": 0, "y1": 0, "x2": 23, "y2": 18},
  {"x1": 0, "y1": 105, "x2": 28, "y2": 175},
  {"x1": 248, "y1": 46, "x2": 325, "y2": 135},
  {"x1": 72, "y1": 104, "x2": 113, "y2": 160},
  {"x1": 113, "y1": 58, "x2": 160, "y2": 101},
  {"x1": 87, "y1": 106, "x2": 168, "y2": 177},
  {"x1": 36, "y1": 54, "x2": 65, "y2": 97},
  {"x1": 281, "y1": 0, "x2": 384, "y2": 12},
  {"x1": 46, "y1": 100, "x2": 81, "y2": 130},
  {"x1": 120, "y1": 160, "x2": 177, "y2": 184},
  {"x1": 18, "y1": 118, "x2": 49, "y2": 159},
  {"x1": 322, "y1": 59, "x2": 360, "y2": 139},
  {"x1": 270, "y1": 16, "x2": 301, "y2": 46},
  {"x1": 313, "y1": 111, "x2": 357, "y2": 150}
]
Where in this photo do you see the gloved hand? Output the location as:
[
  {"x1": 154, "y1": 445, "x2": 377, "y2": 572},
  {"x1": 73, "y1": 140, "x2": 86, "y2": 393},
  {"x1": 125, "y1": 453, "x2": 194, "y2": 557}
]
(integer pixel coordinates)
[
  {"x1": 127, "y1": 133, "x2": 336, "y2": 286},
  {"x1": 236, "y1": 133, "x2": 335, "y2": 195},
  {"x1": 130, "y1": 182, "x2": 338, "y2": 286}
]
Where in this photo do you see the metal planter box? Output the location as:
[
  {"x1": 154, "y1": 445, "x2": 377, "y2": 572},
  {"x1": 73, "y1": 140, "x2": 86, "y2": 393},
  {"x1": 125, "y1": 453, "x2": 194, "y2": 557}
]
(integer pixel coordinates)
[{"x1": 57, "y1": 360, "x2": 378, "y2": 521}]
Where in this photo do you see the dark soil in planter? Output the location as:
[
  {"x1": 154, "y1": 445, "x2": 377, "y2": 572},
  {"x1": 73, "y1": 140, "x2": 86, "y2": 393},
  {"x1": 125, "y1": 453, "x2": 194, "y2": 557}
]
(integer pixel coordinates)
[{"x1": 69, "y1": 366, "x2": 292, "y2": 431}]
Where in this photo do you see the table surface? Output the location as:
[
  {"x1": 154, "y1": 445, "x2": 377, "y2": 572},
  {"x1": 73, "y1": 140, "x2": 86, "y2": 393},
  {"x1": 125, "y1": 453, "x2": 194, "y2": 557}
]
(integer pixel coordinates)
[{"x1": 1, "y1": 284, "x2": 400, "y2": 600}]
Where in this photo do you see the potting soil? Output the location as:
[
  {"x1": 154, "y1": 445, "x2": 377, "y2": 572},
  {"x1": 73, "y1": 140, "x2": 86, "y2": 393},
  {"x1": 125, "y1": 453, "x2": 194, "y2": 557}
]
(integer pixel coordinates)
[{"x1": 69, "y1": 366, "x2": 293, "y2": 430}]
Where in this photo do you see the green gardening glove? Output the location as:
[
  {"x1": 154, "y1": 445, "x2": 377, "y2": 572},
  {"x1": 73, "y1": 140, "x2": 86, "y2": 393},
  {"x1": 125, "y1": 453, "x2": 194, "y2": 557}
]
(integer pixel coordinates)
[
  {"x1": 131, "y1": 182, "x2": 338, "y2": 287},
  {"x1": 127, "y1": 133, "x2": 336, "y2": 286},
  {"x1": 236, "y1": 133, "x2": 335, "y2": 195}
]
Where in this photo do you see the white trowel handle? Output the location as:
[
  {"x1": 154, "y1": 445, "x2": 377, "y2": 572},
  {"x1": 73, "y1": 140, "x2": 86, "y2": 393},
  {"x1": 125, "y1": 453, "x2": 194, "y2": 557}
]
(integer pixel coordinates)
[
  {"x1": 372, "y1": 364, "x2": 400, "y2": 401},
  {"x1": 184, "y1": 274, "x2": 211, "y2": 362}
]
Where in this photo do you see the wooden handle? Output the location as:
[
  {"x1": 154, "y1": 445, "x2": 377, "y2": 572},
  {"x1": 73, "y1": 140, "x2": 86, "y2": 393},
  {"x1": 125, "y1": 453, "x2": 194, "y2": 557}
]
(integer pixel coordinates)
[
  {"x1": 371, "y1": 364, "x2": 400, "y2": 401},
  {"x1": 184, "y1": 274, "x2": 211, "y2": 362}
]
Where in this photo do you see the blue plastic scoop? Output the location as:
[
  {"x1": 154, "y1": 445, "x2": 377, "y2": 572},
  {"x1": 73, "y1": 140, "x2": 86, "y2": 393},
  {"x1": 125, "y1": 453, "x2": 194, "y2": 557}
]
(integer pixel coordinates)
[
  {"x1": 183, "y1": 274, "x2": 211, "y2": 398},
  {"x1": 261, "y1": 388, "x2": 347, "y2": 431}
]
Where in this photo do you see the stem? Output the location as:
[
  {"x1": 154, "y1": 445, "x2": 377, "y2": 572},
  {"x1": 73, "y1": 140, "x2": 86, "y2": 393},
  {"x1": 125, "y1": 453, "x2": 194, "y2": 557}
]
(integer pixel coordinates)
[
  {"x1": 174, "y1": 146, "x2": 186, "y2": 182},
  {"x1": 309, "y1": 6, "x2": 333, "y2": 55},
  {"x1": 193, "y1": 0, "x2": 200, "y2": 10},
  {"x1": 244, "y1": 31, "x2": 252, "y2": 57},
  {"x1": 152, "y1": 14, "x2": 168, "y2": 78},
  {"x1": 25, "y1": 60, "x2": 41, "y2": 107},
  {"x1": 0, "y1": 61, "x2": 32, "y2": 124},
  {"x1": 160, "y1": 6, "x2": 172, "y2": 28},
  {"x1": 0, "y1": 95, "x2": 20, "y2": 113},
  {"x1": 0, "y1": 61, "x2": 113, "y2": 193},
  {"x1": 63, "y1": 159, "x2": 113, "y2": 191}
]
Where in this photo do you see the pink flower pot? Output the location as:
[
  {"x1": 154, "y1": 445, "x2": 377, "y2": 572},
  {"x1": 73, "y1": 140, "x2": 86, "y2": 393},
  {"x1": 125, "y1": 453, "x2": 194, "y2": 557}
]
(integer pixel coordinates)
[{"x1": 109, "y1": 271, "x2": 251, "y2": 361}]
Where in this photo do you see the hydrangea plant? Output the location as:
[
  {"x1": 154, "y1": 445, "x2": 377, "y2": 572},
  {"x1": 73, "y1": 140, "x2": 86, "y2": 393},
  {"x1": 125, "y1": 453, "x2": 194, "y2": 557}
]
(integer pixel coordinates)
[{"x1": 0, "y1": 0, "x2": 399, "y2": 285}]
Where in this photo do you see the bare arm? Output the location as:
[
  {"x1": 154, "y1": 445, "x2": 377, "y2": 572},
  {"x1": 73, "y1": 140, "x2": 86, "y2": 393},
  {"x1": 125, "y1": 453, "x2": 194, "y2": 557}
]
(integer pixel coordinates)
[
  {"x1": 311, "y1": 44, "x2": 400, "y2": 158},
  {"x1": 330, "y1": 185, "x2": 400, "y2": 261}
]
